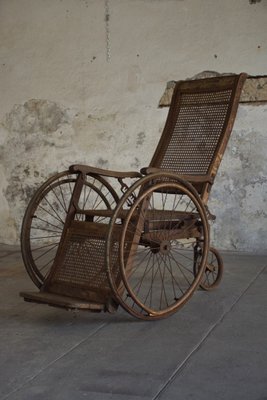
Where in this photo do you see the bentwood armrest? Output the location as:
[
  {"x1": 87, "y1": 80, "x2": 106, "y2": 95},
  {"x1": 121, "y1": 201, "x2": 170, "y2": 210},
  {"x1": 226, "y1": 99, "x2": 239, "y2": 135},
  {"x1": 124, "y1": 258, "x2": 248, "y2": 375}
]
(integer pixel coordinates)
[
  {"x1": 140, "y1": 167, "x2": 214, "y2": 184},
  {"x1": 69, "y1": 164, "x2": 142, "y2": 178}
]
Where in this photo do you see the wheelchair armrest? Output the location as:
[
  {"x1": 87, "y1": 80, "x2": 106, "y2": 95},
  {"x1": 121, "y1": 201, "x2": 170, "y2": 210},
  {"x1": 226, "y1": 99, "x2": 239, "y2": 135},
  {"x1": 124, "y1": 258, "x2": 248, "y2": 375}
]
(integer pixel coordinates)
[
  {"x1": 69, "y1": 164, "x2": 142, "y2": 179},
  {"x1": 140, "y1": 167, "x2": 214, "y2": 184}
]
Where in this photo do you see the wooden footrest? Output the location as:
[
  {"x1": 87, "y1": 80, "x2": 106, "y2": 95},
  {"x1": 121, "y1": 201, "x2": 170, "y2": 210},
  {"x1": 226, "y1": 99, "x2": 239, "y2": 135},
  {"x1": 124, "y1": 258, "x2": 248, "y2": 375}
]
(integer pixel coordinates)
[{"x1": 20, "y1": 291, "x2": 106, "y2": 312}]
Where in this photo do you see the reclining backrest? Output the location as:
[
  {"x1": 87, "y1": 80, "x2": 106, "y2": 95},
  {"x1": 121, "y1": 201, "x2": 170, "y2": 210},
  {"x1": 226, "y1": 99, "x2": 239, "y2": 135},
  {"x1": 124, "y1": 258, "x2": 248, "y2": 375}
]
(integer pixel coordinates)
[{"x1": 150, "y1": 73, "x2": 247, "y2": 201}]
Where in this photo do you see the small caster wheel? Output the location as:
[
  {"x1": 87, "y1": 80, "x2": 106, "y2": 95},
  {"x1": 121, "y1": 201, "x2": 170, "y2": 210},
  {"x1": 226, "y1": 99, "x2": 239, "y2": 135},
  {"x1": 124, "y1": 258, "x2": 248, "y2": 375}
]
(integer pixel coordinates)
[{"x1": 199, "y1": 247, "x2": 223, "y2": 291}]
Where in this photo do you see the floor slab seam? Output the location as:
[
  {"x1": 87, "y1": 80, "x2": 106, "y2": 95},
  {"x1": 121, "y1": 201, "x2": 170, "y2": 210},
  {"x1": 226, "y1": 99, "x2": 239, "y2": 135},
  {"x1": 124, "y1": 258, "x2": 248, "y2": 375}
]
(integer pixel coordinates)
[
  {"x1": 0, "y1": 321, "x2": 110, "y2": 400},
  {"x1": 0, "y1": 250, "x2": 22, "y2": 259},
  {"x1": 152, "y1": 263, "x2": 267, "y2": 400}
]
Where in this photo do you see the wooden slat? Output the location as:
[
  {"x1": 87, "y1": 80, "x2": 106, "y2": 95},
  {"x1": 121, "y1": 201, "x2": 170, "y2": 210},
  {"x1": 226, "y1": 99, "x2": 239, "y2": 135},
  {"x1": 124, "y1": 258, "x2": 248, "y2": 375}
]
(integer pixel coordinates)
[
  {"x1": 20, "y1": 291, "x2": 105, "y2": 311},
  {"x1": 69, "y1": 164, "x2": 142, "y2": 178},
  {"x1": 140, "y1": 167, "x2": 214, "y2": 184},
  {"x1": 77, "y1": 208, "x2": 199, "y2": 220},
  {"x1": 69, "y1": 220, "x2": 110, "y2": 236},
  {"x1": 142, "y1": 226, "x2": 201, "y2": 242}
]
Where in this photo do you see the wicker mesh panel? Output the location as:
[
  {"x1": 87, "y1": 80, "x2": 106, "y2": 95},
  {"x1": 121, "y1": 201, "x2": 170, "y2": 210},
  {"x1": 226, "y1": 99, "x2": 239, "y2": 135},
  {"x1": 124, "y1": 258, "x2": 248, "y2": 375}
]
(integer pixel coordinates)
[
  {"x1": 52, "y1": 233, "x2": 117, "y2": 291},
  {"x1": 160, "y1": 90, "x2": 232, "y2": 174},
  {"x1": 179, "y1": 90, "x2": 232, "y2": 105}
]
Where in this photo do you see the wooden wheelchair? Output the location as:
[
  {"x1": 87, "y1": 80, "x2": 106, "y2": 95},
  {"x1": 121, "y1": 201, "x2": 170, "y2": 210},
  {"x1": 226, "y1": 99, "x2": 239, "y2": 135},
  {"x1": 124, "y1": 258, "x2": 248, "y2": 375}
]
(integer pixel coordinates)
[{"x1": 20, "y1": 73, "x2": 247, "y2": 320}]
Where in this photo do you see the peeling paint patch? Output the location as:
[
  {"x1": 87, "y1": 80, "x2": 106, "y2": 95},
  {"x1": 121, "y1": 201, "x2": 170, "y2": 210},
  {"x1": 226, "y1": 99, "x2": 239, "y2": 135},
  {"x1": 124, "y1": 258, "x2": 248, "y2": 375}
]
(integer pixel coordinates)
[
  {"x1": 136, "y1": 132, "x2": 145, "y2": 147},
  {"x1": 0, "y1": 99, "x2": 77, "y2": 242},
  {"x1": 130, "y1": 157, "x2": 140, "y2": 169},
  {"x1": 4, "y1": 99, "x2": 68, "y2": 134},
  {"x1": 97, "y1": 158, "x2": 109, "y2": 168},
  {"x1": 5, "y1": 164, "x2": 43, "y2": 207}
]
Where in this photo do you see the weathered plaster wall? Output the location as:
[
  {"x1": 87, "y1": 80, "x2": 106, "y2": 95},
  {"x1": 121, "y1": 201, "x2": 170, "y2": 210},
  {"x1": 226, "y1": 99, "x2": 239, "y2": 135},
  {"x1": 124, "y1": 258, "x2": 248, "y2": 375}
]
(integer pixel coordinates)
[
  {"x1": 0, "y1": 0, "x2": 267, "y2": 252},
  {"x1": 210, "y1": 104, "x2": 267, "y2": 252}
]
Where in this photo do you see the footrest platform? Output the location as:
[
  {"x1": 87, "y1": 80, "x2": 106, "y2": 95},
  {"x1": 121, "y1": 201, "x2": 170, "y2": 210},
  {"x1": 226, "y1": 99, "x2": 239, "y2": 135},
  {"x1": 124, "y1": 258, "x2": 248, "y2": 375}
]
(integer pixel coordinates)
[{"x1": 20, "y1": 291, "x2": 106, "y2": 312}]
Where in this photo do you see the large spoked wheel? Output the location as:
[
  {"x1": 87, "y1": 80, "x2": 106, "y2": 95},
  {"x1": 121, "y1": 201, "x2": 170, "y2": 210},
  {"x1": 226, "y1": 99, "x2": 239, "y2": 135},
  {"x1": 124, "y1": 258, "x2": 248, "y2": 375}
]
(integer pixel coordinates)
[
  {"x1": 106, "y1": 173, "x2": 209, "y2": 320},
  {"x1": 21, "y1": 170, "x2": 118, "y2": 288},
  {"x1": 195, "y1": 247, "x2": 223, "y2": 291}
]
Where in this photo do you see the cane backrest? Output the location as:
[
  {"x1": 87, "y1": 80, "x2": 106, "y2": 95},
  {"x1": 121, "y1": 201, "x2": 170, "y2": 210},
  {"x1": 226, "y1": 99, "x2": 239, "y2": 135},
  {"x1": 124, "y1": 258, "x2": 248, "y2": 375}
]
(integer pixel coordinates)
[{"x1": 150, "y1": 74, "x2": 247, "y2": 201}]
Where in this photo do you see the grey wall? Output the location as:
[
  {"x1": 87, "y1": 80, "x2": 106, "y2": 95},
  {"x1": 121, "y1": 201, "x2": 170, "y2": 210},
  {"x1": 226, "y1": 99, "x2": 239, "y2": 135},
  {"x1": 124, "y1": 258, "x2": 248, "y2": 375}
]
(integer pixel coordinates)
[{"x1": 0, "y1": 0, "x2": 266, "y2": 252}]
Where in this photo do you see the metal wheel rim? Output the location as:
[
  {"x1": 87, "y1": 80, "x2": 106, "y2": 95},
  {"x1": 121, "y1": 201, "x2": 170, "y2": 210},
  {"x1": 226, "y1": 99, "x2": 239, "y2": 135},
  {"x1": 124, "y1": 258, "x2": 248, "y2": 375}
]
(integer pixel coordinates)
[
  {"x1": 106, "y1": 172, "x2": 209, "y2": 320},
  {"x1": 21, "y1": 171, "x2": 118, "y2": 288}
]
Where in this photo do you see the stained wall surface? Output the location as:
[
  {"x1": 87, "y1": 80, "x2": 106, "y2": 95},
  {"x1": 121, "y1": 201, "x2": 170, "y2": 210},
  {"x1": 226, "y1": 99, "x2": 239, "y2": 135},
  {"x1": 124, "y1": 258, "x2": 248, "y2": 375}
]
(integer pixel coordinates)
[{"x1": 0, "y1": 0, "x2": 266, "y2": 252}]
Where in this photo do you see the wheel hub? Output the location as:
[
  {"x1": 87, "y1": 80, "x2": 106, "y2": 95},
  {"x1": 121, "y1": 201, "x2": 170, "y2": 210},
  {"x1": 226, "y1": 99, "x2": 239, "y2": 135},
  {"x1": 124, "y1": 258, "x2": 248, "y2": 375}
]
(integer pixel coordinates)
[{"x1": 160, "y1": 240, "x2": 171, "y2": 255}]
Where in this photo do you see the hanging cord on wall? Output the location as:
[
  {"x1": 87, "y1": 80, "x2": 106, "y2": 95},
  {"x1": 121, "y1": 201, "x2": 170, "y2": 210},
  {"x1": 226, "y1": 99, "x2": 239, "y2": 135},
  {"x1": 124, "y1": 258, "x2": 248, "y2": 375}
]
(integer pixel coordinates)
[{"x1": 105, "y1": 0, "x2": 111, "y2": 62}]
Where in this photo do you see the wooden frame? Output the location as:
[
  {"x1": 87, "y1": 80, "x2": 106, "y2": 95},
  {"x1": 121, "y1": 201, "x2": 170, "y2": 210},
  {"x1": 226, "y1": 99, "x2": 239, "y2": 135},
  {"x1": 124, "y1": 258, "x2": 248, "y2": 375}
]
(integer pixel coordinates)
[{"x1": 20, "y1": 73, "x2": 247, "y2": 320}]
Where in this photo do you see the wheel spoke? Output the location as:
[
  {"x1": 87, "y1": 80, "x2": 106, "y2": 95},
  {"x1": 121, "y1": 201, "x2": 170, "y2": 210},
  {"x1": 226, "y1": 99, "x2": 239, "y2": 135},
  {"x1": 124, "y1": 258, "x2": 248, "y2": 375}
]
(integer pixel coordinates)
[{"x1": 33, "y1": 242, "x2": 60, "y2": 262}]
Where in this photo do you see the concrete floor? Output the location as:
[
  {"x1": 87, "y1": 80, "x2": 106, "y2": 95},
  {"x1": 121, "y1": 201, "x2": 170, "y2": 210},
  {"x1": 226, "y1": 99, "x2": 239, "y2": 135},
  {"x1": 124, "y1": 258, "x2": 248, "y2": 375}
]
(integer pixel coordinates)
[{"x1": 0, "y1": 243, "x2": 266, "y2": 400}]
